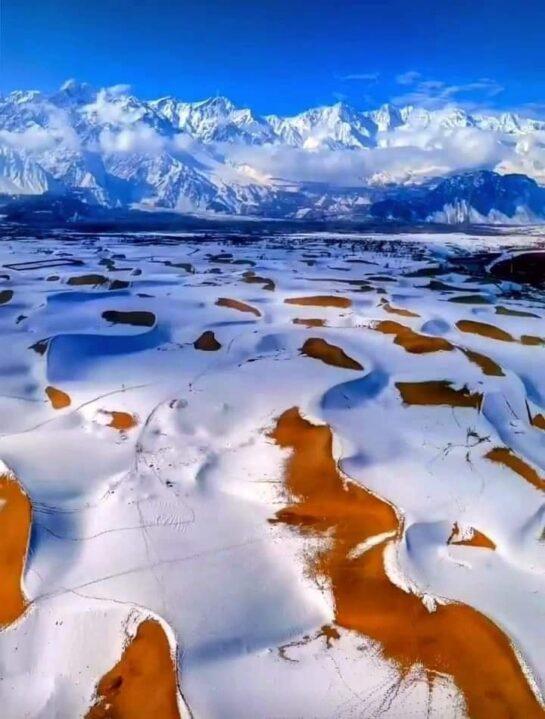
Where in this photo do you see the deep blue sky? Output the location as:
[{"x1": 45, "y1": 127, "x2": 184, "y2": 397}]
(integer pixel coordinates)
[{"x1": 2, "y1": 0, "x2": 545, "y2": 114}]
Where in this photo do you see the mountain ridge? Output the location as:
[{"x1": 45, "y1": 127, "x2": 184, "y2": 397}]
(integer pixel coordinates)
[{"x1": 1, "y1": 81, "x2": 545, "y2": 222}]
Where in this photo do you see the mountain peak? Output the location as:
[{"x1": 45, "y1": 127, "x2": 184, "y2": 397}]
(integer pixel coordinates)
[
  {"x1": 329, "y1": 101, "x2": 361, "y2": 119},
  {"x1": 377, "y1": 102, "x2": 399, "y2": 112},
  {"x1": 60, "y1": 79, "x2": 95, "y2": 94},
  {"x1": 6, "y1": 89, "x2": 42, "y2": 104},
  {"x1": 55, "y1": 79, "x2": 96, "y2": 105},
  {"x1": 152, "y1": 95, "x2": 178, "y2": 105},
  {"x1": 371, "y1": 103, "x2": 403, "y2": 131},
  {"x1": 196, "y1": 96, "x2": 236, "y2": 113}
]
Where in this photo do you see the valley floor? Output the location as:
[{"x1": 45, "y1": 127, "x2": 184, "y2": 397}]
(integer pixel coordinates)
[{"x1": 0, "y1": 228, "x2": 544, "y2": 718}]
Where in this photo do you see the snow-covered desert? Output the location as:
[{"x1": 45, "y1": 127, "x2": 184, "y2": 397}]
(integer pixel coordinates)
[{"x1": 0, "y1": 226, "x2": 544, "y2": 718}]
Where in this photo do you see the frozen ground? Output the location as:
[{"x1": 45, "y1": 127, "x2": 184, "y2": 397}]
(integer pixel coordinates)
[{"x1": 0, "y1": 228, "x2": 544, "y2": 718}]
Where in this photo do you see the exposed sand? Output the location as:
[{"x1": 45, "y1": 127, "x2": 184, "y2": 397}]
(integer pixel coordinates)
[
  {"x1": 85, "y1": 619, "x2": 182, "y2": 719},
  {"x1": 300, "y1": 337, "x2": 363, "y2": 370},
  {"x1": 45, "y1": 385, "x2": 71, "y2": 409},
  {"x1": 396, "y1": 381, "x2": 482, "y2": 409},
  {"x1": 375, "y1": 320, "x2": 455, "y2": 354},
  {"x1": 0, "y1": 229, "x2": 544, "y2": 718},
  {"x1": 271, "y1": 408, "x2": 542, "y2": 719},
  {"x1": 285, "y1": 295, "x2": 352, "y2": 308},
  {"x1": 215, "y1": 297, "x2": 261, "y2": 316},
  {"x1": 0, "y1": 473, "x2": 31, "y2": 627}
]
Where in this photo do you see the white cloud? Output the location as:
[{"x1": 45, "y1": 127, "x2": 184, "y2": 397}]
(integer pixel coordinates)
[
  {"x1": 339, "y1": 72, "x2": 380, "y2": 83},
  {"x1": 98, "y1": 122, "x2": 203, "y2": 158},
  {"x1": 84, "y1": 87, "x2": 145, "y2": 126},
  {"x1": 0, "y1": 126, "x2": 58, "y2": 153},
  {"x1": 105, "y1": 84, "x2": 132, "y2": 96},
  {"x1": 497, "y1": 132, "x2": 545, "y2": 183},
  {"x1": 393, "y1": 77, "x2": 504, "y2": 109},
  {"x1": 98, "y1": 125, "x2": 167, "y2": 154},
  {"x1": 0, "y1": 103, "x2": 80, "y2": 153},
  {"x1": 512, "y1": 102, "x2": 545, "y2": 119},
  {"x1": 221, "y1": 122, "x2": 510, "y2": 187},
  {"x1": 395, "y1": 71, "x2": 421, "y2": 86}
]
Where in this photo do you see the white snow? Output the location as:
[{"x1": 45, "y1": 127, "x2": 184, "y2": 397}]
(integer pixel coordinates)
[{"x1": 0, "y1": 228, "x2": 544, "y2": 717}]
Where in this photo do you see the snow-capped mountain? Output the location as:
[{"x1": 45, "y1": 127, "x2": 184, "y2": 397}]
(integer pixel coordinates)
[
  {"x1": 150, "y1": 96, "x2": 276, "y2": 145},
  {"x1": 370, "y1": 170, "x2": 545, "y2": 224},
  {"x1": 267, "y1": 103, "x2": 379, "y2": 149},
  {"x1": 1, "y1": 80, "x2": 545, "y2": 222},
  {"x1": 0, "y1": 146, "x2": 58, "y2": 195}
]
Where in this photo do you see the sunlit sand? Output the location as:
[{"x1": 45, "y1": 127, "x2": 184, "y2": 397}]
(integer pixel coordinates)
[{"x1": 0, "y1": 230, "x2": 544, "y2": 718}]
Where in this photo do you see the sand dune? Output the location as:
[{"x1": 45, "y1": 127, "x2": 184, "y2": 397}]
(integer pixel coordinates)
[{"x1": 0, "y1": 229, "x2": 544, "y2": 718}]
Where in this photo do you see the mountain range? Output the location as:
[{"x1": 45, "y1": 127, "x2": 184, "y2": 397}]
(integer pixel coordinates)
[{"x1": 2, "y1": 80, "x2": 545, "y2": 223}]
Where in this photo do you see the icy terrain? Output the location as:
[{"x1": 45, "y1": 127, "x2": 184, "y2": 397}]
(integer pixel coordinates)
[{"x1": 0, "y1": 228, "x2": 544, "y2": 718}]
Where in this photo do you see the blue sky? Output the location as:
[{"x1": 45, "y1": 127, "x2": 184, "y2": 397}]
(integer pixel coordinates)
[{"x1": 2, "y1": 0, "x2": 545, "y2": 115}]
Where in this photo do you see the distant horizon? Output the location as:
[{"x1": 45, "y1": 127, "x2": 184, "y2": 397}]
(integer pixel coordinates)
[{"x1": 4, "y1": 77, "x2": 545, "y2": 120}]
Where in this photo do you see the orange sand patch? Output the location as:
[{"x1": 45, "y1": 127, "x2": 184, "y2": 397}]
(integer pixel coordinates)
[
  {"x1": 242, "y1": 271, "x2": 275, "y2": 291},
  {"x1": 0, "y1": 473, "x2": 31, "y2": 626},
  {"x1": 448, "y1": 522, "x2": 496, "y2": 550},
  {"x1": 380, "y1": 300, "x2": 420, "y2": 318},
  {"x1": 530, "y1": 413, "x2": 545, "y2": 431},
  {"x1": 86, "y1": 619, "x2": 182, "y2": 719},
  {"x1": 293, "y1": 318, "x2": 326, "y2": 328},
  {"x1": 300, "y1": 337, "x2": 363, "y2": 371},
  {"x1": 520, "y1": 335, "x2": 544, "y2": 346},
  {"x1": 485, "y1": 447, "x2": 545, "y2": 492},
  {"x1": 106, "y1": 411, "x2": 138, "y2": 432},
  {"x1": 396, "y1": 381, "x2": 482, "y2": 409},
  {"x1": 45, "y1": 385, "x2": 71, "y2": 409},
  {"x1": 456, "y1": 320, "x2": 515, "y2": 342},
  {"x1": 193, "y1": 330, "x2": 222, "y2": 351},
  {"x1": 215, "y1": 297, "x2": 261, "y2": 317},
  {"x1": 496, "y1": 306, "x2": 539, "y2": 319},
  {"x1": 461, "y1": 348, "x2": 504, "y2": 376},
  {"x1": 375, "y1": 320, "x2": 454, "y2": 354},
  {"x1": 285, "y1": 295, "x2": 351, "y2": 309},
  {"x1": 271, "y1": 408, "x2": 543, "y2": 719}
]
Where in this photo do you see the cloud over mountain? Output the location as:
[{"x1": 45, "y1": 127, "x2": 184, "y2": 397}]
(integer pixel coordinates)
[{"x1": 0, "y1": 80, "x2": 544, "y2": 220}]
